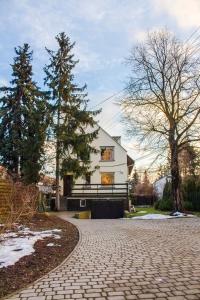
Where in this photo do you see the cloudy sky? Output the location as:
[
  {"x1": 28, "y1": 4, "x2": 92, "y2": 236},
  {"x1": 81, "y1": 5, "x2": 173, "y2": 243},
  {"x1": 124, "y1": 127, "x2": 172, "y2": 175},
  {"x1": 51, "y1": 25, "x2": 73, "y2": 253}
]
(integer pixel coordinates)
[{"x1": 1, "y1": 0, "x2": 200, "y2": 173}]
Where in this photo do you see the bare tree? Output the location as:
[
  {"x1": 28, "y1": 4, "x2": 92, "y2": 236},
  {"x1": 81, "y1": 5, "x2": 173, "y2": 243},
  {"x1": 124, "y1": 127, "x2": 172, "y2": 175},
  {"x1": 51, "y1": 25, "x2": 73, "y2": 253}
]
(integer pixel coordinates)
[{"x1": 122, "y1": 30, "x2": 200, "y2": 211}]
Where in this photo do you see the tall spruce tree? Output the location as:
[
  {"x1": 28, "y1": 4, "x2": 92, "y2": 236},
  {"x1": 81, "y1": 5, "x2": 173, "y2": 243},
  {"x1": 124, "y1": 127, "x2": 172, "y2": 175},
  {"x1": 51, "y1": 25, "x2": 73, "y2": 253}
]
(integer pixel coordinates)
[
  {"x1": 44, "y1": 32, "x2": 100, "y2": 209},
  {"x1": 0, "y1": 43, "x2": 49, "y2": 183},
  {"x1": 131, "y1": 168, "x2": 139, "y2": 192}
]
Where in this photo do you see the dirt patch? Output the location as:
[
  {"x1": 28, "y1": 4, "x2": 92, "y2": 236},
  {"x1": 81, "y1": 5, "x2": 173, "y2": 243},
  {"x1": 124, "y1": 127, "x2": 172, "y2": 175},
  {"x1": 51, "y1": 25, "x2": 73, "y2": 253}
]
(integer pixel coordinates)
[{"x1": 0, "y1": 213, "x2": 79, "y2": 298}]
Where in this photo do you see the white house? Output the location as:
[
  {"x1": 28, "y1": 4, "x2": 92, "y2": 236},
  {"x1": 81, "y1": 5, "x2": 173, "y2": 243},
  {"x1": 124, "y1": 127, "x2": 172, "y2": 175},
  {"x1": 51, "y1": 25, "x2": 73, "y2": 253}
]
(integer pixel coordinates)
[
  {"x1": 62, "y1": 126, "x2": 134, "y2": 213},
  {"x1": 44, "y1": 125, "x2": 134, "y2": 215},
  {"x1": 65, "y1": 127, "x2": 131, "y2": 183}
]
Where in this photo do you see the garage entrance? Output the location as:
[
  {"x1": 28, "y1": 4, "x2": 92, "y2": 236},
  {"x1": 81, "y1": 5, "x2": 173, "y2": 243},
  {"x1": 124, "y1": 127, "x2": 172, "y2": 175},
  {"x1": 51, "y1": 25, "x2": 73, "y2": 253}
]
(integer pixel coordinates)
[{"x1": 91, "y1": 199, "x2": 124, "y2": 219}]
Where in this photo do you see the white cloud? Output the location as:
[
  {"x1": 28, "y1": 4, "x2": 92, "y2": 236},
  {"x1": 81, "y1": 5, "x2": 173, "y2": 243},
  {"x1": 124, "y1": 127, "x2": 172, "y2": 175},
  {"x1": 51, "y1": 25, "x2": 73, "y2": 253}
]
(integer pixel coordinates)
[
  {"x1": 8, "y1": 1, "x2": 73, "y2": 49},
  {"x1": 153, "y1": 0, "x2": 200, "y2": 28},
  {"x1": 72, "y1": 0, "x2": 108, "y2": 22},
  {"x1": 0, "y1": 0, "x2": 155, "y2": 76},
  {"x1": 128, "y1": 29, "x2": 148, "y2": 44},
  {"x1": 0, "y1": 78, "x2": 9, "y2": 86}
]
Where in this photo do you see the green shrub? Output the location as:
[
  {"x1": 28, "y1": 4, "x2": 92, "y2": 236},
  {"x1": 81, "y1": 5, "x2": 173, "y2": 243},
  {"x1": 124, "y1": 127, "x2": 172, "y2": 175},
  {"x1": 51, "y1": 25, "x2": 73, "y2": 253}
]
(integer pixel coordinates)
[
  {"x1": 158, "y1": 198, "x2": 173, "y2": 211},
  {"x1": 182, "y1": 176, "x2": 200, "y2": 211},
  {"x1": 157, "y1": 180, "x2": 173, "y2": 211},
  {"x1": 163, "y1": 180, "x2": 172, "y2": 200},
  {"x1": 154, "y1": 201, "x2": 159, "y2": 210},
  {"x1": 183, "y1": 201, "x2": 193, "y2": 211}
]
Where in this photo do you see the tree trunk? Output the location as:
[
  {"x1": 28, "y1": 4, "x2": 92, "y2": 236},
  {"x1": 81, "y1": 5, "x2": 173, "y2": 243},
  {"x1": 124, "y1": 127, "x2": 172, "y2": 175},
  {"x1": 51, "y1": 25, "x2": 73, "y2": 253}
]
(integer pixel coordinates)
[
  {"x1": 55, "y1": 140, "x2": 60, "y2": 211},
  {"x1": 170, "y1": 140, "x2": 182, "y2": 211},
  {"x1": 55, "y1": 103, "x2": 61, "y2": 211}
]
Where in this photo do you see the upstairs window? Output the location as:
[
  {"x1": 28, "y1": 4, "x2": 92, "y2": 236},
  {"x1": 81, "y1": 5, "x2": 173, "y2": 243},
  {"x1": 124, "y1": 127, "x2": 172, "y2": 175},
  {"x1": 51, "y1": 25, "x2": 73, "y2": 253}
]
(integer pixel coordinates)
[{"x1": 100, "y1": 146, "x2": 114, "y2": 161}]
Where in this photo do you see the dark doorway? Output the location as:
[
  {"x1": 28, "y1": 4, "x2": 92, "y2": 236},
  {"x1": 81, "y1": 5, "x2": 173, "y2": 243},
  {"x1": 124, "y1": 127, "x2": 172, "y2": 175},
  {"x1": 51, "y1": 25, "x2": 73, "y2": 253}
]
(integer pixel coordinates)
[{"x1": 63, "y1": 175, "x2": 73, "y2": 196}]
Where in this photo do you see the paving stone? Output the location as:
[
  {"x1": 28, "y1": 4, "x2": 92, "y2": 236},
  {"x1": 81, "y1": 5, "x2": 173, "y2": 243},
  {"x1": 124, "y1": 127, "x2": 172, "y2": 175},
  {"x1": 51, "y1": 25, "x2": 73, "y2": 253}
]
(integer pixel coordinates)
[
  {"x1": 168, "y1": 297, "x2": 186, "y2": 300},
  {"x1": 29, "y1": 297, "x2": 46, "y2": 300},
  {"x1": 107, "y1": 297, "x2": 125, "y2": 300},
  {"x1": 5, "y1": 214, "x2": 200, "y2": 300},
  {"x1": 138, "y1": 293, "x2": 156, "y2": 299},
  {"x1": 84, "y1": 293, "x2": 102, "y2": 298}
]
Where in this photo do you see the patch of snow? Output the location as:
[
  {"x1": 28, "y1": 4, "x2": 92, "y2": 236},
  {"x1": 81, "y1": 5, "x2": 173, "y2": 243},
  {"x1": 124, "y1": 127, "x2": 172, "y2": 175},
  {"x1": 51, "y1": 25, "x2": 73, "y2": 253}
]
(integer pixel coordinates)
[
  {"x1": 0, "y1": 228, "x2": 61, "y2": 268},
  {"x1": 47, "y1": 242, "x2": 61, "y2": 247},
  {"x1": 131, "y1": 212, "x2": 195, "y2": 220},
  {"x1": 137, "y1": 211, "x2": 147, "y2": 214},
  {"x1": 53, "y1": 235, "x2": 61, "y2": 239},
  {"x1": 170, "y1": 211, "x2": 194, "y2": 217},
  {"x1": 132, "y1": 214, "x2": 172, "y2": 220},
  {"x1": 47, "y1": 243, "x2": 55, "y2": 247},
  {"x1": 171, "y1": 211, "x2": 185, "y2": 217}
]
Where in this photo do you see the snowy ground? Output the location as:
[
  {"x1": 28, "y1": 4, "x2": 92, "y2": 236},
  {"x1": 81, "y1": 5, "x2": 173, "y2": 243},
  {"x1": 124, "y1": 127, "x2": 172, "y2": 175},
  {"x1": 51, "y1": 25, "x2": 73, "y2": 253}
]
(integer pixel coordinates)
[
  {"x1": 130, "y1": 212, "x2": 194, "y2": 220},
  {"x1": 0, "y1": 226, "x2": 61, "y2": 268},
  {"x1": 132, "y1": 213, "x2": 172, "y2": 220}
]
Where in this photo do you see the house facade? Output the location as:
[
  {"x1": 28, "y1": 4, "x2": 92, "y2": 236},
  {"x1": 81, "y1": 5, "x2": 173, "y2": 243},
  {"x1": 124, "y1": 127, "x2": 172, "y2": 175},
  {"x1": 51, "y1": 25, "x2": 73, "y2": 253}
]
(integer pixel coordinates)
[
  {"x1": 43, "y1": 125, "x2": 134, "y2": 215},
  {"x1": 66, "y1": 127, "x2": 129, "y2": 185},
  {"x1": 60, "y1": 126, "x2": 134, "y2": 213}
]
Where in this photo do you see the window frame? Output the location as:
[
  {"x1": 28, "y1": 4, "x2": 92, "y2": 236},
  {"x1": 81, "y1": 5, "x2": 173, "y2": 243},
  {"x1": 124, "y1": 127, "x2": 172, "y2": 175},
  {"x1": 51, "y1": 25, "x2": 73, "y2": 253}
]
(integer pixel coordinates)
[
  {"x1": 101, "y1": 172, "x2": 115, "y2": 185},
  {"x1": 80, "y1": 199, "x2": 86, "y2": 207},
  {"x1": 100, "y1": 146, "x2": 115, "y2": 162}
]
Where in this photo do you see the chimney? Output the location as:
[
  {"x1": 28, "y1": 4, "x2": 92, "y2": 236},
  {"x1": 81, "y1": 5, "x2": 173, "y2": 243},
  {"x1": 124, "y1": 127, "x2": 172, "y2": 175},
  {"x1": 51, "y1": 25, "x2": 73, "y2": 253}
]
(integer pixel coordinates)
[{"x1": 112, "y1": 136, "x2": 121, "y2": 145}]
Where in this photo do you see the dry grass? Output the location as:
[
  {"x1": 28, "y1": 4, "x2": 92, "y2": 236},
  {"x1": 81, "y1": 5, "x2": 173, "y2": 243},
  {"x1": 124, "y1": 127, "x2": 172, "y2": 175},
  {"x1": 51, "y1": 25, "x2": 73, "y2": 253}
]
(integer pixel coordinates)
[{"x1": 0, "y1": 181, "x2": 39, "y2": 232}]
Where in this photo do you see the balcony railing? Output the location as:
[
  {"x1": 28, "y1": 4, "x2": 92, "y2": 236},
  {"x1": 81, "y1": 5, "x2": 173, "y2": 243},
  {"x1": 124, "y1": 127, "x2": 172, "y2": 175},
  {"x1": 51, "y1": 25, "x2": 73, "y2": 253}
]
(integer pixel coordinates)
[{"x1": 69, "y1": 183, "x2": 129, "y2": 198}]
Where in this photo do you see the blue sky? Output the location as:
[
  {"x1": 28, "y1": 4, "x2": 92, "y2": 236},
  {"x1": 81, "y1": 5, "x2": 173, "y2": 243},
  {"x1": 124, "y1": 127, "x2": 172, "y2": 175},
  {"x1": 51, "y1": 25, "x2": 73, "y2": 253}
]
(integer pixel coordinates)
[{"x1": 1, "y1": 0, "x2": 200, "y2": 174}]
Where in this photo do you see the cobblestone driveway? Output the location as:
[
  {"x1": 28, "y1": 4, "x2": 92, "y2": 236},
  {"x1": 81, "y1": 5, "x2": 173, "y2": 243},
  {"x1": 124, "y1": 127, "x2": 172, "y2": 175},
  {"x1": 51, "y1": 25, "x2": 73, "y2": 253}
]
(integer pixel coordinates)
[{"x1": 6, "y1": 214, "x2": 200, "y2": 300}]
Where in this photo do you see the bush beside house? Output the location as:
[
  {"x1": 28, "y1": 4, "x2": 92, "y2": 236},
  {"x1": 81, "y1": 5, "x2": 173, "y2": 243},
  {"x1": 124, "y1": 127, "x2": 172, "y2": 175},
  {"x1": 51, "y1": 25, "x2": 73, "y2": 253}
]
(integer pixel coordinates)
[
  {"x1": 155, "y1": 180, "x2": 173, "y2": 211},
  {"x1": 154, "y1": 176, "x2": 200, "y2": 212},
  {"x1": 182, "y1": 177, "x2": 200, "y2": 211}
]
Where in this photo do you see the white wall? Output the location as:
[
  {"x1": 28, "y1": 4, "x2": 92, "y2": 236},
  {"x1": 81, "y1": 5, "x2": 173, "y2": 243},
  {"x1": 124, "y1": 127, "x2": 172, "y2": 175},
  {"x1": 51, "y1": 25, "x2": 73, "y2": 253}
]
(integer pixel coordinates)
[
  {"x1": 75, "y1": 127, "x2": 128, "y2": 185},
  {"x1": 44, "y1": 126, "x2": 129, "y2": 193}
]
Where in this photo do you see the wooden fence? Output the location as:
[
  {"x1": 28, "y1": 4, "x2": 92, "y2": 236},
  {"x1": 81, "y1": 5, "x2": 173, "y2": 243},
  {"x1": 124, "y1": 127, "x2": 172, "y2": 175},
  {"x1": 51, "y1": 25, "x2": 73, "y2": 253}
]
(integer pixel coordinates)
[
  {"x1": 132, "y1": 194, "x2": 156, "y2": 206},
  {"x1": 0, "y1": 179, "x2": 22, "y2": 217},
  {"x1": 0, "y1": 179, "x2": 11, "y2": 216}
]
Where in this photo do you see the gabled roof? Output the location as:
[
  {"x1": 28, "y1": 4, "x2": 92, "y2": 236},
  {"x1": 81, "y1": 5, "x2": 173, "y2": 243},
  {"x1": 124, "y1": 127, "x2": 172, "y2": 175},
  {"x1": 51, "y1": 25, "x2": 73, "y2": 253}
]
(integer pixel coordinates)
[
  {"x1": 99, "y1": 125, "x2": 127, "y2": 152},
  {"x1": 127, "y1": 155, "x2": 134, "y2": 166}
]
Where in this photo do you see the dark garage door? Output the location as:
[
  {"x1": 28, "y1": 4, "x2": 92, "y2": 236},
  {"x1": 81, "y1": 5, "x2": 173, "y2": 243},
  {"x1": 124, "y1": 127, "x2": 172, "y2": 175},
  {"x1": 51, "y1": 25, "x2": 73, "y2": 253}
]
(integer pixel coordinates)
[{"x1": 91, "y1": 199, "x2": 124, "y2": 219}]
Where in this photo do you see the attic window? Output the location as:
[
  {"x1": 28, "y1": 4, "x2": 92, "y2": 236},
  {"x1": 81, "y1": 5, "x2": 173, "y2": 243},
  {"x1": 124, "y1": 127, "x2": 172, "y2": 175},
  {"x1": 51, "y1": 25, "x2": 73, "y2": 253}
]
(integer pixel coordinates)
[{"x1": 100, "y1": 146, "x2": 114, "y2": 161}]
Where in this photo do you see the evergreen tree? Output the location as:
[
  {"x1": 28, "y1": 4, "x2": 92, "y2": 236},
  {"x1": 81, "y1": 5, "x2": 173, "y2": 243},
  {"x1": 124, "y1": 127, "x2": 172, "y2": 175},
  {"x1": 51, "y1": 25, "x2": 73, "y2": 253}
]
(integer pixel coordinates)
[
  {"x1": 0, "y1": 44, "x2": 49, "y2": 183},
  {"x1": 162, "y1": 180, "x2": 172, "y2": 201},
  {"x1": 179, "y1": 143, "x2": 200, "y2": 178},
  {"x1": 143, "y1": 170, "x2": 149, "y2": 185},
  {"x1": 131, "y1": 168, "x2": 139, "y2": 192},
  {"x1": 44, "y1": 32, "x2": 100, "y2": 209}
]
